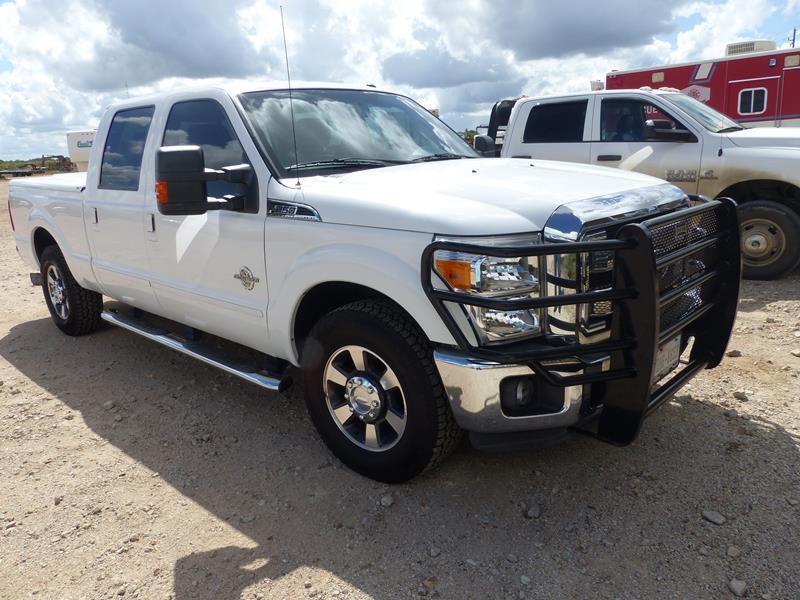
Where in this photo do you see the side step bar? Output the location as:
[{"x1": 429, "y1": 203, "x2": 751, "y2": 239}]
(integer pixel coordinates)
[{"x1": 100, "y1": 310, "x2": 291, "y2": 393}]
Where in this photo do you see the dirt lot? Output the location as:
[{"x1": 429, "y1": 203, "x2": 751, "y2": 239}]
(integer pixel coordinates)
[{"x1": 0, "y1": 178, "x2": 798, "y2": 600}]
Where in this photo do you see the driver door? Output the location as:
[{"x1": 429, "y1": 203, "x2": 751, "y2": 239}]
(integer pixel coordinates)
[
  {"x1": 590, "y1": 95, "x2": 704, "y2": 195},
  {"x1": 143, "y1": 95, "x2": 271, "y2": 353}
]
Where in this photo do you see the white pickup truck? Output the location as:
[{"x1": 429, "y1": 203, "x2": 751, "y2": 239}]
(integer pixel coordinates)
[
  {"x1": 478, "y1": 89, "x2": 800, "y2": 280},
  {"x1": 8, "y1": 83, "x2": 741, "y2": 482}
]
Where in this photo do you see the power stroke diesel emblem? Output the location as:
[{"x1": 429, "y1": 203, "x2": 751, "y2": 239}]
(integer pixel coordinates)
[{"x1": 234, "y1": 267, "x2": 260, "y2": 290}]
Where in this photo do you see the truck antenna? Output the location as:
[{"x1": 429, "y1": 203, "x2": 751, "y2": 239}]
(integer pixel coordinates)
[
  {"x1": 790, "y1": 27, "x2": 797, "y2": 49},
  {"x1": 280, "y1": 5, "x2": 301, "y2": 187}
]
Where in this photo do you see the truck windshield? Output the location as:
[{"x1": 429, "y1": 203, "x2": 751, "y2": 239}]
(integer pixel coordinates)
[
  {"x1": 239, "y1": 89, "x2": 476, "y2": 177},
  {"x1": 661, "y1": 93, "x2": 744, "y2": 133}
]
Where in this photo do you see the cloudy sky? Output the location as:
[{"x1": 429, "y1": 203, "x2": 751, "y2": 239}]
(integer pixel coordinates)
[{"x1": 0, "y1": 0, "x2": 797, "y2": 159}]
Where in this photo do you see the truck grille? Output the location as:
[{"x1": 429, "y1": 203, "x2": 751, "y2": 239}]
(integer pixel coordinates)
[
  {"x1": 651, "y1": 210, "x2": 723, "y2": 334},
  {"x1": 649, "y1": 210, "x2": 720, "y2": 257},
  {"x1": 582, "y1": 204, "x2": 725, "y2": 337},
  {"x1": 660, "y1": 281, "x2": 705, "y2": 332}
]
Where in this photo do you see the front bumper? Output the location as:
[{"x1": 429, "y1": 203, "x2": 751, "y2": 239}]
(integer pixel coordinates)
[
  {"x1": 425, "y1": 197, "x2": 741, "y2": 443},
  {"x1": 433, "y1": 349, "x2": 583, "y2": 432}
]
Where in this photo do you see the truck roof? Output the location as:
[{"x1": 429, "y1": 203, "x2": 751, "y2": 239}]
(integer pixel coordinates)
[
  {"x1": 104, "y1": 81, "x2": 396, "y2": 112},
  {"x1": 506, "y1": 88, "x2": 676, "y2": 103}
]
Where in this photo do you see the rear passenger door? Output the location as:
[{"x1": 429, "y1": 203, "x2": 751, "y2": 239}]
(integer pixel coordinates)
[
  {"x1": 504, "y1": 97, "x2": 592, "y2": 163},
  {"x1": 84, "y1": 106, "x2": 161, "y2": 312}
]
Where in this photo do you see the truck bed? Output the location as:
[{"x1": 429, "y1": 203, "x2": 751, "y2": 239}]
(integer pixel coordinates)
[{"x1": 9, "y1": 171, "x2": 87, "y2": 193}]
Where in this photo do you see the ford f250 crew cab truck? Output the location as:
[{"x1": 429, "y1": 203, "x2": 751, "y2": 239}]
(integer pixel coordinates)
[
  {"x1": 478, "y1": 88, "x2": 800, "y2": 280},
  {"x1": 8, "y1": 83, "x2": 741, "y2": 482}
]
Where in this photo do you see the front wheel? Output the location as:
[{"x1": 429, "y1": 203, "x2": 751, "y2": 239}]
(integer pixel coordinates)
[
  {"x1": 40, "y1": 245, "x2": 103, "y2": 336},
  {"x1": 301, "y1": 300, "x2": 460, "y2": 483},
  {"x1": 738, "y1": 200, "x2": 800, "y2": 280}
]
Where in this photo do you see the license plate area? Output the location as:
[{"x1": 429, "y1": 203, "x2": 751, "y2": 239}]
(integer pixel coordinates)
[{"x1": 653, "y1": 334, "x2": 681, "y2": 384}]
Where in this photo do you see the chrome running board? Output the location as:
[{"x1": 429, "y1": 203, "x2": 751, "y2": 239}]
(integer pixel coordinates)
[{"x1": 100, "y1": 309, "x2": 290, "y2": 393}]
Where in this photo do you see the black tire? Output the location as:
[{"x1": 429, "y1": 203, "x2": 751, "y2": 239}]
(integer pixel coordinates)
[
  {"x1": 301, "y1": 300, "x2": 460, "y2": 483},
  {"x1": 738, "y1": 200, "x2": 800, "y2": 280},
  {"x1": 40, "y1": 245, "x2": 103, "y2": 336}
]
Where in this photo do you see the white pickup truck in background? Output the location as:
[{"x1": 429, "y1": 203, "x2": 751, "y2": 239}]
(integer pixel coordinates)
[
  {"x1": 8, "y1": 83, "x2": 741, "y2": 482},
  {"x1": 477, "y1": 89, "x2": 800, "y2": 280}
]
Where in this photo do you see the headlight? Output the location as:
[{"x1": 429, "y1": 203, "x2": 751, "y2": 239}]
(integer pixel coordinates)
[{"x1": 432, "y1": 234, "x2": 543, "y2": 344}]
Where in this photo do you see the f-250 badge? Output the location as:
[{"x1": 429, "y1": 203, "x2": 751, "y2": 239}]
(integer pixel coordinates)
[
  {"x1": 234, "y1": 267, "x2": 260, "y2": 290},
  {"x1": 665, "y1": 169, "x2": 698, "y2": 183}
]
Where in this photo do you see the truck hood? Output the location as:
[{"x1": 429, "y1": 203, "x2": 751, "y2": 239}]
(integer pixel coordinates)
[
  {"x1": 291, "y1": 158, "x2": 682, "y2": 236},
  {"x1": 726, "y1": 127, "x2": 800, "y2": 149}
]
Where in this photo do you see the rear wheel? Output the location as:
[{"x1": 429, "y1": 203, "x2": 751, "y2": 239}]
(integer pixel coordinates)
[
  {"x1": 301, "y1": 300, "x2": 460, "y2": 483},
  {"x1": 40, "y1": 245, "x2": 103, "y2": 336},
  {"x1": 738, "y1": 200, "x2": 800, "y2": 280}
]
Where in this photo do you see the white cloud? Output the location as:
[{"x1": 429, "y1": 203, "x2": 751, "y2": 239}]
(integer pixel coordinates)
[
  {"x1": 0, "y1": 0, "x2": 788, "y2": 158},
  {"x1": 668, "y1": 0, "x2": 777, "y2": 62}
]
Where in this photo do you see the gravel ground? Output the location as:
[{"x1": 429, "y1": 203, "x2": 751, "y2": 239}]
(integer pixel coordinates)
[{"x1": 1, "y1": 178, "x2": 799, "y2": 600}]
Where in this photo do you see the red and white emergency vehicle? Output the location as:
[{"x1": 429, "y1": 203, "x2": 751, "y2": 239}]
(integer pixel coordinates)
[{"x1": 606, "y1": 40, "x2": 800, "y2": 128}]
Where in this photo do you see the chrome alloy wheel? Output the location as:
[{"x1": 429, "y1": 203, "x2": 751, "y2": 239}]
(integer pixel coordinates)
[
  {"x1": 46, "y1": 264, "x2": 70, "y2": 320},
  {"x1": 323, "y1": 345, "x2": 407, "y2": 452},
  {"x1": 741, "y1": 217, "x2": 786, "y2": 268}
]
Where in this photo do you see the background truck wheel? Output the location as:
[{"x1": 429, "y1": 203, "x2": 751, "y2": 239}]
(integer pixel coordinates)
[
  {"x1": 738, "y1": 200, "x2": 800, "y2": 280},
  {"x1": 301, "y1": 300, "x2": 460, "y2": 483},
  {"x1": 40, "y1": 245, "x2": 103, "y2": 336}
]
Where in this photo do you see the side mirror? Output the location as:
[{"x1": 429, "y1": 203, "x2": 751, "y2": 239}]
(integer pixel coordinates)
[
  {"x1": 644, "y1": 121, "x2": 697, "y2": 143},
  {"x1": 156, "y1": 146, "x2": 209, "y2": 216},
  {"x1": 474, "y1": 135, "x2": 496, "y2": 156}
]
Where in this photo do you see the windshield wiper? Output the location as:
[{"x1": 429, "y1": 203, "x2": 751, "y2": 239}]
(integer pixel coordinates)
[
  {"x1": 286, "y1": 158, "x2": 404, "y2": 171},
  {"x1": 410, "y1": 153, "x2": 470, "y2": 163},
  {"x1": 717, "y1": 126, "x2": 745, "y2": 133}
]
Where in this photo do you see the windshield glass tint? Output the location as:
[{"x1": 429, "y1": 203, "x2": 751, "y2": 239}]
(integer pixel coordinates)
[
  {"x1": 663, "y1": 93, "x2": 742, "y2": 132},
  {"x1": 239, "y1": 89, "x2": 476, "y2": 176}
]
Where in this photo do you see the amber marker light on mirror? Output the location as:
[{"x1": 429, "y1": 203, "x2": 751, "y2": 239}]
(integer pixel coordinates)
[{"x1": 155, "y1": 181, "x2": 169, "y2": 204}]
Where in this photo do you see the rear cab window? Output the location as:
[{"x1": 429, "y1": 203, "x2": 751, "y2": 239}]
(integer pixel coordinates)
[{"x1": 99, "y1": 106, "x2": 155, "y2": 191}]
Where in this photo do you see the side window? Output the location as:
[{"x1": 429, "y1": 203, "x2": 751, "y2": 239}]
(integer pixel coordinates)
[
  {"x1": 600, "y1": 99, "x2": 688, "y2": 142},
  {"x1": 738, "y1": 88, "x2": 766, "y2": 115},
  {"x1": 523, "y1": 100, "x2": 587, "y2": 143},
  {"x1": 99, "y1": 106, "x2": 155, "y2": 191},
  {"x1": 163, "y1": 100, "x2": 249, "y2": 200}
]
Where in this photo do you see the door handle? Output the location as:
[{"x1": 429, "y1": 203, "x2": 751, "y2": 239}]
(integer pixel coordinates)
[
  {"x1": 147, "y1": 213, "x2": 156, "y2": 232},
  {"x1": 597, "y1": 154, "x2": 622, "y2": 162},
  {"x1": 93, "y1": 207, "x2": 98, "y2": 223}
]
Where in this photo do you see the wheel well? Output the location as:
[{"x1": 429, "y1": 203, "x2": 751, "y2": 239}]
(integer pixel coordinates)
[
  {"x1": 33, "y1": 228, "x2": 58, "y2": 263},
  {"x1": 717, "y1": 180, "x2": 800, "y2": 215},
  {"x1": 293, "y1": 282, "x2": 412, "y2": 354}
]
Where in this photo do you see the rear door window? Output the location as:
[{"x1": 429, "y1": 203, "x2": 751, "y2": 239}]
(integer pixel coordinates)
[
  {"x1": 99, "y1": 106, "x2": 155, "y2": 191},
  {"x1": 523, "y1": 101, "x2": 587, "y2": 143}
]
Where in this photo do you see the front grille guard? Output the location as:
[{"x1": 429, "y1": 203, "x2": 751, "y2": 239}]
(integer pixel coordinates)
[{"x1": 421, "y1": 197, "x2": 741, "y2": 445}]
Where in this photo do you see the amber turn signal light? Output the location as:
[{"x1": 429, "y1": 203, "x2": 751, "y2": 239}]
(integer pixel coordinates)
[
  {"x1": 155, "y1": 180, "x2": 169, "y2": 204},
  {"x1": 434, "y1": 258, "x2": 473, "y2": 290}
]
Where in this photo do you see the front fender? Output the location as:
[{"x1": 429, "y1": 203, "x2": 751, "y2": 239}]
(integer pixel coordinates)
[
  {"x1": 700, "y1": 148, "x2": 800, "y2": 198},
  {"x1": 265, "y1": 223, "x2": 456, "y2": 365}
]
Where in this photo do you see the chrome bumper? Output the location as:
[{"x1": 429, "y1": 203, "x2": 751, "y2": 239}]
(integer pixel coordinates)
[{"x1": 433, "y1": 349, "x2": 583, "y2": 433}]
